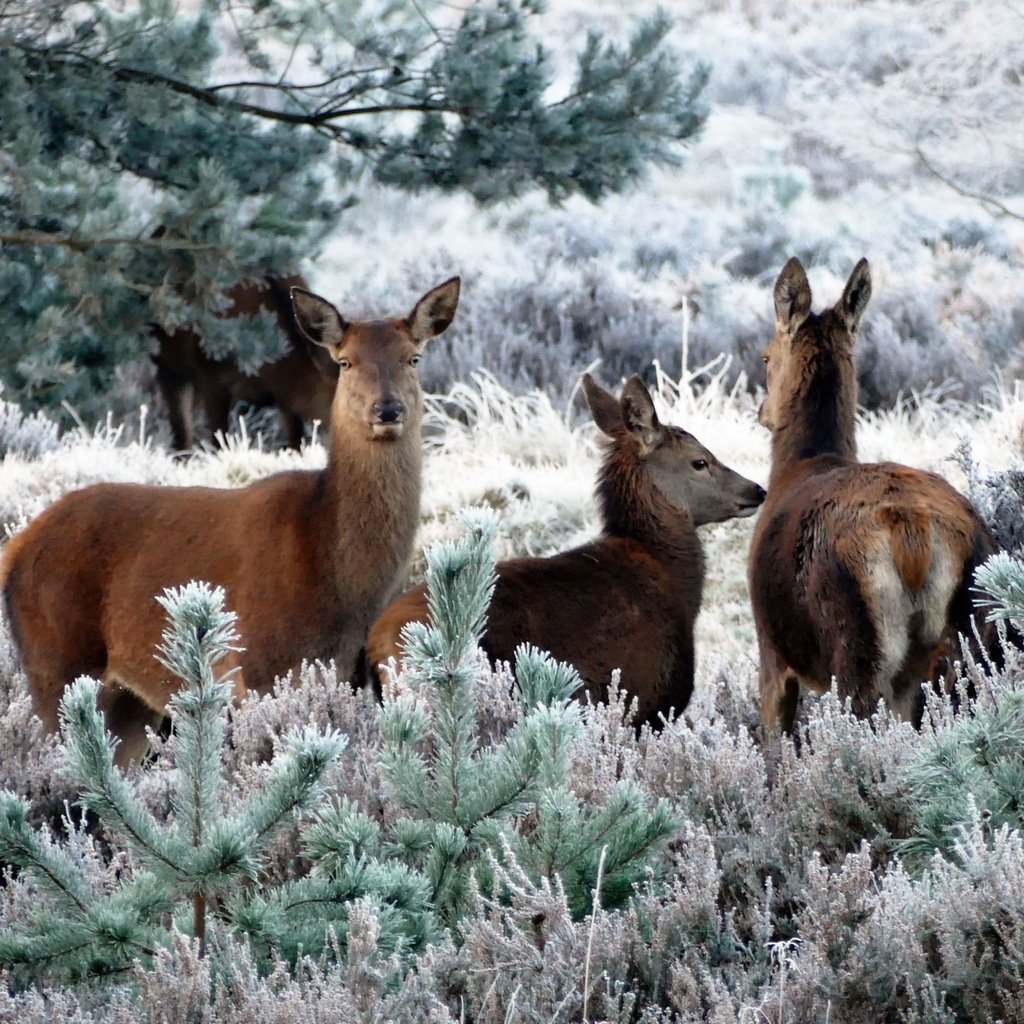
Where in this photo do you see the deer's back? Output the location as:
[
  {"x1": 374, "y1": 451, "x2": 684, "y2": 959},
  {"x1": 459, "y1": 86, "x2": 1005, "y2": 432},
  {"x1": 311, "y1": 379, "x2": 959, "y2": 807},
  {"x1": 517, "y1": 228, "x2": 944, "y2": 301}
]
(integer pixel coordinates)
[{"x1": 370, "y1": 535, "x2": 703, "y2": 726}]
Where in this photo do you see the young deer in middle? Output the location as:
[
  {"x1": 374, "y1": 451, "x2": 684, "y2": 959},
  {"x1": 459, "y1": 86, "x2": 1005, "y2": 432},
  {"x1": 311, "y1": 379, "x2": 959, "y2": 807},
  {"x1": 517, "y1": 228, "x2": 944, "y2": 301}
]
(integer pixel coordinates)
[{"x1": 367, "y1": 374, "x2": 765, "y2": 728}]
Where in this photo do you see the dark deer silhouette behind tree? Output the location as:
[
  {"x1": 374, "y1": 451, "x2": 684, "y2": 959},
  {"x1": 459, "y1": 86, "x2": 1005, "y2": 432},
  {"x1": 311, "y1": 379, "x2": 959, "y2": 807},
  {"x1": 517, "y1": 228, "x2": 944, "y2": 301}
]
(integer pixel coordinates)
[{"x1": 150, "y1": 273, "x2": 339, "y2": 450}]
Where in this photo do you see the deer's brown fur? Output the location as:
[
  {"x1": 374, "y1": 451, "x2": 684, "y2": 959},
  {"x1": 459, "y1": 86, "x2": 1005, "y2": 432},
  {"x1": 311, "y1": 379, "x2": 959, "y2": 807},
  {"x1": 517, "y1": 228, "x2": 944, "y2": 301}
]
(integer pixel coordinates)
[
  {"x1": 3, "y1": 277, "x2": 461, "y2": 762},
  {"x1": 368, "y1": 374, "x2": 765, "y2": 728},
  {"x1": 151, "y1": 275, "x2": 338, "y2": 450},
  {"x1": 749, "y1": 257, "x2": 996, "y2": 736}
]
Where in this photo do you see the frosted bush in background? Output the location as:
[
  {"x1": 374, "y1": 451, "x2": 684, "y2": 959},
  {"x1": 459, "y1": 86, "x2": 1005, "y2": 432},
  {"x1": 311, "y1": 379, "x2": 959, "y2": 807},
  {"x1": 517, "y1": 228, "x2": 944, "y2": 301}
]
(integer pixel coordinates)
[
  {"x1": 0, "y1": 387, "x2": 59, "y2": 461},
  {"x1": 302, "y1": 170, "x2": 1013, "y2": 415},
  {"x1": 952, "y1": 440, "x2": 1024, "y2": 557}
]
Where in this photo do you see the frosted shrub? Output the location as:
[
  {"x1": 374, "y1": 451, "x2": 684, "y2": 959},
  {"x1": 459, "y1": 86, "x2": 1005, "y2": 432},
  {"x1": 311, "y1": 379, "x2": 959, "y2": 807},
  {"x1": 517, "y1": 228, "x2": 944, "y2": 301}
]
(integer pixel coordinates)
[
  {"x1": 638, "y1": 717, "x2": 787, "y2": 981},
  {"x1": 954, "y1": 441, "x2": 1024, "y2": 557},
  {"x1": 630, "y1": 824, "x2": 774, "y2": 1020},
  {"x1": 226, "y1": 663, "x2": 374, "y2": 764},
  {"x1": 778, "y1": 693, "x2": 919, "y2": 868},
  {"x1": 0, "y1": 388, "x2": 60, "y2": 460},
  {"x1": 440, "y1": 253, "x2": 685, "y2": 401},
  {"x1": 783, "y1": 821, "x2": 1024, "y2": 1024},
  {"x1": 782, "y1": 847, "x2": 934, "y2": 1022},
  {"x1": 443, "y1": 845, "x2": 596, "y2": 1022},
  {"x1": 857, "y1": 277, "x2": 982, "y2": 408},
  {"x1": 721, "y1": 188, "x2": 807, "y2": 278},
  {"x1": 923, "y1": 821, "x2": 1024, "y2": 1023},
  {"x1": 688, "y1": 268, "x2": 773, "y2": 385}
]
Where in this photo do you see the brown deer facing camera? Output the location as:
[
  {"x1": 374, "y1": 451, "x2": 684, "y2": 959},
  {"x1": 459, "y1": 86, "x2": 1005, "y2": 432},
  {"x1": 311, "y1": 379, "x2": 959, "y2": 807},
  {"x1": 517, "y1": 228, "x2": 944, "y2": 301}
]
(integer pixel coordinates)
[
  {"x1": 3, "y1": 276, "x2": 461, "y2": 763},
  {"x1": 151, "y1": 274, "x2": 339, "y2": 451},
  {"x1": 367, "y1": 373, "x2": 766, "y2": 729},
  {"x1": 749, "y1": 257, "x2": 996, "y2": 738}
]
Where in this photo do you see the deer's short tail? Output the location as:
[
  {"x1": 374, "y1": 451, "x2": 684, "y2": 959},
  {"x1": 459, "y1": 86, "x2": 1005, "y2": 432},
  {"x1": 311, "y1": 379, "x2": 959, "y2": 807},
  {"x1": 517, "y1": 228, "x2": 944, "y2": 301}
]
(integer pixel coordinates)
[{"x1": 878, "y1": 505, "x2": 933, "y2": 594}]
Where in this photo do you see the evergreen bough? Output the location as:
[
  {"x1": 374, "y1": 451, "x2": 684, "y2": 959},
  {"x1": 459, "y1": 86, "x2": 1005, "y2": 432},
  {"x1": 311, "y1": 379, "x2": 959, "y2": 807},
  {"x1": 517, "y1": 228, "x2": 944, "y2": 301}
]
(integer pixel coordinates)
[
  {"x1": 0, "y1": 581, "x2": 344, "y2": 986},
  {"x1": 974, "y1": 552, "x2": 1024, "y2": 624},
  {"x1": 903, "y1": 553, "x2": 1024, "y2": 866}
]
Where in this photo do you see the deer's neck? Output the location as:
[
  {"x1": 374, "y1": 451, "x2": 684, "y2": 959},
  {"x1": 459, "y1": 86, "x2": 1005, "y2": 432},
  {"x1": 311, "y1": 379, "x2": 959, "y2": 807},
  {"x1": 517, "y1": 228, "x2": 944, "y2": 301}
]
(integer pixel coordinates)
[
  {"x1": 320, "y1": 420, "x2": 423, "y2": 596},
  {"x1": 597, "y1": 451, "x2": 702, "y2": 567},
  {"x1": 770, "y1": 355, "x2": 857, "y2": 487}
]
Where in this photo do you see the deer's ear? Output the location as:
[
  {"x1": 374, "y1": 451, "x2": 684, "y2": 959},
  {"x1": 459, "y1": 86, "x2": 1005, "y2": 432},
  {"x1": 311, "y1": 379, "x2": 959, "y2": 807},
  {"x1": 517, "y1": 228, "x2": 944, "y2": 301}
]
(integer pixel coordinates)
[
  {"x1": 291, "y1": 287, "x2": 348, "y2": 350},
  {"x1": 836, "y1": 258, "x2": 871, "y2": 335},
  {"x1": 409, "y1": 276, "x2": 461, "y2": 344},
  {"x1": 582, "y1": 373, "x2": 624, "y2": 437},
  {"x1": 620, "y1": 375, "x2": 663, "y2": 456},
  {"x1": 774, "y1": 257, "x2": 812, "y2": 334}
]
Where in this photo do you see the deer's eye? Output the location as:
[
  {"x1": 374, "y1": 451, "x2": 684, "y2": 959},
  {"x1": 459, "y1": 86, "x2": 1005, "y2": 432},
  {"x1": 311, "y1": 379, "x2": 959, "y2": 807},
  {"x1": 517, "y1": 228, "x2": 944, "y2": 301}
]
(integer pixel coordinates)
[
  {"x1": 409, "y1": 354, "x2": 421, "y2": 367},
  {"x1": 762, "y1": 354, "x2": 770, "y2": 365},
  {"x1": 691, "y1": 459, "x2": 709, "y2": 471},
  {"x1": 337, "y1": 357, "x2": 351, "y2": 370}
]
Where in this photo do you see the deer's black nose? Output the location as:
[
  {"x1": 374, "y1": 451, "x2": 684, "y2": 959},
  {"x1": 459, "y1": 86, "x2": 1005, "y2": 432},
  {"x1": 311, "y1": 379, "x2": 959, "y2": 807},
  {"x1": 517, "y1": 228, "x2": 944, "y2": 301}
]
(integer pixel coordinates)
[
  {"x1": 373, "y1": 400, "x2": 405, "y2": 424},
  {"x1": 754, "y1": 485, "x2": 766, "y2": 503}
]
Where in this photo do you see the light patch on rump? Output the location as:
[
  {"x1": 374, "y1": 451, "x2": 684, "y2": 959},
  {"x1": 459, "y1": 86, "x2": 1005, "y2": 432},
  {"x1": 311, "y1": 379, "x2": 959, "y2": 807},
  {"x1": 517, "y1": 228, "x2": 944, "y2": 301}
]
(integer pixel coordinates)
[{"x1": 862, "y1": 523, "x2": 959, "y2": 721}]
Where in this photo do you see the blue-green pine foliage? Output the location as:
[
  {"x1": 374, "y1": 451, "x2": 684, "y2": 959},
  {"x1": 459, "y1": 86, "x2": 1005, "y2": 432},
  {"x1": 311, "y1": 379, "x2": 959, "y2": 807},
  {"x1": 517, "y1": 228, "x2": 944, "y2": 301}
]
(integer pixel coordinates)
[
  {"x1": 0, "y1": 581, "x2": 344, "y2": 987},
  {"x1": 903, "y1": 553, "x2": 1024, "y2": 867},
  {"x1": 237, "y1": 508, "x2": 679, "y2": 963},
  {"x1": 0, "y1": 0, "x2": 707, "y2": 423}
]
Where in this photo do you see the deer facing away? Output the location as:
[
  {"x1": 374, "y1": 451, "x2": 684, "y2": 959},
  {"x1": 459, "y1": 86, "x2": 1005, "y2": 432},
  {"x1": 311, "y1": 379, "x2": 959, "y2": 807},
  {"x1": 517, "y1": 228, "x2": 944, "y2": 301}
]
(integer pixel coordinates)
[
  {"x1": 748, "y1": 257, "x2": 997, "y2": 737},
  {"x1": 367, "y1": 373, "x2": 766, "y2": 729},
  {"x1": 3, "y1": 276, "x2": 461, "y2": 763}
]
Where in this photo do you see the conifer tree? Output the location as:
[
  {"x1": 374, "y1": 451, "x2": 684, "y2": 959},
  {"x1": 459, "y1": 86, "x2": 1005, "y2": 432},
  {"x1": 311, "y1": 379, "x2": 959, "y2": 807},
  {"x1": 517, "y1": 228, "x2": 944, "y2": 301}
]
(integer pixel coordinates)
[
  {"x1": 0, "y1": 581, "x2": 344, "y2": 986},
  {"x1": 371, "y1": 508, "x2": 678, "y2": 922},
  {"x1": 903, "y1": 553, "x2": 1024, "y2": 867},
  {"x1": 0, "y1": 0, "x2": 708, "y2": 422},
  {"x1": 974, "y1": 552, "x2": 1024, "y2": 624},
  {"x1": 236, "y1": 509, "x2": 679, "y2": 965}
]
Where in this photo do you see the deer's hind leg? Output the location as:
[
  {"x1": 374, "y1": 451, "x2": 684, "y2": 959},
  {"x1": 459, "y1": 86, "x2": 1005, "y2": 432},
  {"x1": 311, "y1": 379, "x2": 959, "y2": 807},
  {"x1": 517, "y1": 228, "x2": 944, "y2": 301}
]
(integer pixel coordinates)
[
  {"x1": 5, "y1": 566, "x2": 107, "y2": 737},
  {"x1": 154, "y1": 361, "x2": 196, "y2": 452},
  {"x1": 14, "y1": 631, "x2": 162, "y2": 767},
  {"x1": 95, "y1": 678, "x2": 167, "y2": 768},
  {"x1": 199, "y1": 384, "x2": 233, "y2": 446},
  {"x1": 756, "y1": 639, "x2": 804, "y2": 785},
  {"x1": 279, "y1": 410, "x2": 306, "y2": 450},
  {"x1": 757, "y1": 640, "x2": 802, "y2": 740}
]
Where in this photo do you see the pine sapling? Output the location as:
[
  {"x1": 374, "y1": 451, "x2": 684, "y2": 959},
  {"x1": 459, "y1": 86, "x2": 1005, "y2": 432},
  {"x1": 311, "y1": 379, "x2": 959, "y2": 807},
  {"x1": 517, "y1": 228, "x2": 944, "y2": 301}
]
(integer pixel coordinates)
[
  {"x1": 974, "y1": 552, "x2": 1024, "y2": 625},
  {"x1": 0, "y1": 581, "x2": 345, "y2": 985},
  {"x1": 350, "y1": 510, "x2": 679, "y2": 924},
  {"x1": 901, "y1": 553, "x2": 1024, "y2": 867}
]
